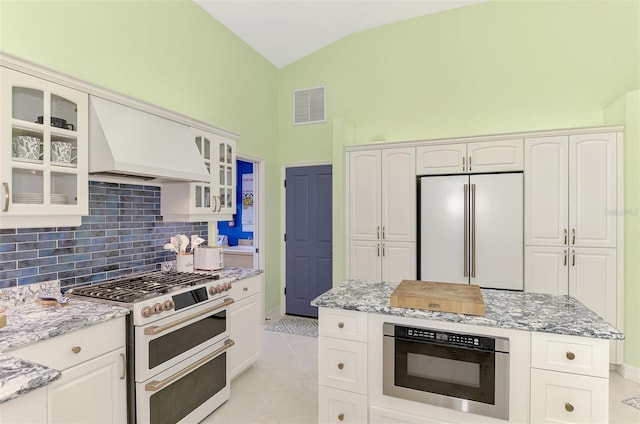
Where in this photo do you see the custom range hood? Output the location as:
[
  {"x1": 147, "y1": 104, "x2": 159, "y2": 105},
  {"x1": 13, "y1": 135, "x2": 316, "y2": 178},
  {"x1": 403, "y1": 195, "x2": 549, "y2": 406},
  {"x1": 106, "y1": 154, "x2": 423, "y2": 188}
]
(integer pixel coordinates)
[{"x1": 89, "y1": 96, "x2": 210, "y2": 181}]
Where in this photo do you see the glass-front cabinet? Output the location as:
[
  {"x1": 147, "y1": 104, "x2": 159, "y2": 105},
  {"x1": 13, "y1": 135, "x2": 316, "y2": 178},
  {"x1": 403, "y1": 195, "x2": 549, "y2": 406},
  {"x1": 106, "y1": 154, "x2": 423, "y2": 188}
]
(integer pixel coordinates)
[
  {"x1": 214, "y1": 135, "x2": 236, "y2": 216},
  {"x1": 0, "y1": 67, "x2": 88, "y2": 228},
  {"x1": 161, "y1": 128, "x2": 236, "y2": 222}
]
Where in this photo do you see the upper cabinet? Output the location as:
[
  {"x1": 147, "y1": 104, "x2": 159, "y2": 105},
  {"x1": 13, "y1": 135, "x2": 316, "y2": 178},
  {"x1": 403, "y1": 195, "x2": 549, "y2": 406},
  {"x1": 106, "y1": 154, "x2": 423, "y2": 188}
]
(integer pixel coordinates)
[
  {"x1": 161, "y1": 128, "x2": 236, "y2": 222},
  {"x1": 0, "y1": 67, "x2": 88, "y2": 228},
  {"x1": 416, "y1": 139, "x2": 523, "y2": 175},
  {"x1": 524, "y1": 133, "x2": 617, "y2": 248}
]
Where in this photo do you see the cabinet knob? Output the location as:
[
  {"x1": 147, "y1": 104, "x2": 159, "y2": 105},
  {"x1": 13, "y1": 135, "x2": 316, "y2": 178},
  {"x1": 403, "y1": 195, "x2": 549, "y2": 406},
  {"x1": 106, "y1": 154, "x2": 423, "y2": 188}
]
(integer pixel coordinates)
[
  {"x1": 565, "y1": 402, "x2": 574, "y2": 412},
  {"x1": 337, "y1": 322, "x2": 344, "y2": 329},
  {"x1": 337, "y1": 363, "x2": 344, "y2": 370},
  {"x1": 566, "y1": 351, "x2": 575, "y2": 360},
  {"x1": 338, "y1": 413, "x2": 344, "y2": 421},
  {"x1": 243, "y1": 287, "x2": 248, "y2": 291},
  {"x1": 71, "y1": 346, "x2": 81, "y2": 354}
]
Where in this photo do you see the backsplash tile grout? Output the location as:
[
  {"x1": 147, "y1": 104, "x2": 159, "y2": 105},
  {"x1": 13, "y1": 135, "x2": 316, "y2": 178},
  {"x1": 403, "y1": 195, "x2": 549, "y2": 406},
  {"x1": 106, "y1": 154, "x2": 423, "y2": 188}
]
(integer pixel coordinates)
[{"x1": 0, "y1": 181, "x2": 208, "y2": 289}]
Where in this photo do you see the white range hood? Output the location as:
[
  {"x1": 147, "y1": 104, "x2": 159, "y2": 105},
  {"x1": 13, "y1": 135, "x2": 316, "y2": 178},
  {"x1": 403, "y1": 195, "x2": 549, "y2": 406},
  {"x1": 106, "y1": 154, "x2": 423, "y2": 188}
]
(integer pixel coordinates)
[{"x1": 88, "y1": 96, "x2": 209, "y2": 182}]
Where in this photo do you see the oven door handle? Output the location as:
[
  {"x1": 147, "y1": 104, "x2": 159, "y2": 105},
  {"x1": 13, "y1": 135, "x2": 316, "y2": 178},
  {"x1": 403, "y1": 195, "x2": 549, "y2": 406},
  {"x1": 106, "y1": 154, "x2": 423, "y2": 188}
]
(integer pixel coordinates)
[
  {"x1": 144, "y1": 338, "x2": 235, "y2": 392},
  {"x1": 144, "y1": 297, "x2": 235, "y2": 336}
]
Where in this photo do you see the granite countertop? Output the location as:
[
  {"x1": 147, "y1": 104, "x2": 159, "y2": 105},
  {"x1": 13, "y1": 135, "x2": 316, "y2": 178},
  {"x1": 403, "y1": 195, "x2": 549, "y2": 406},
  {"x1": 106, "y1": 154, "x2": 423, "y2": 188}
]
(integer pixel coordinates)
[
  {"x1": 0, "y1": 268, "x2": 262, "y2": 405},
  {"x1": 311, "y1": 279, "x2": 624, "y2": 340}
]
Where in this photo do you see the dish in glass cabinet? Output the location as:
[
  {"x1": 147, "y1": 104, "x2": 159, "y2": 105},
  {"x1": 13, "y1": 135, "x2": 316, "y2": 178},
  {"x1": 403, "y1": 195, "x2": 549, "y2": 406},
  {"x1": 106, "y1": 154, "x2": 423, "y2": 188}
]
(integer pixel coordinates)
[{"x1": 12, "y1": 193, "x2": 67, "y2": 204}]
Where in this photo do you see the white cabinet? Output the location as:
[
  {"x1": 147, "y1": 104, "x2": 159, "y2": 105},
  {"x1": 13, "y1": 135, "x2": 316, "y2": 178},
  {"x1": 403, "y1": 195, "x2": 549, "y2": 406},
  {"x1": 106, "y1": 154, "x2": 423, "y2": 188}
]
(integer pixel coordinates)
[
  {"x1": 416, "y1": 139, "x2": 523, "y2": 175},
  {"x1": 347, "y1": 148, "x2": 416, "y2": 282},
  {"x1": 0, "y1": 67, "x2": 88, "y2": 228},
  {"x1": 161, "y1": 129, "x2": 236, "y2": 221},
  {"x1": 530, "y1": 332, "x2": 609, "y2": 423},
  {"x1": 318, "y1": 308, "x2": 368, "y2": 424},
  {"x1": 524, "y1": 134, "x2": 617, "y2": 248},
  {"x1": 228, "y1": 274, "x2": 262, "y2": 379},
  {"x1": 524, "y1": 131, "x2": 621, "y2": 354},
  {"x1": 8, "y1": 317, "x2": 126, "y2": 423}
]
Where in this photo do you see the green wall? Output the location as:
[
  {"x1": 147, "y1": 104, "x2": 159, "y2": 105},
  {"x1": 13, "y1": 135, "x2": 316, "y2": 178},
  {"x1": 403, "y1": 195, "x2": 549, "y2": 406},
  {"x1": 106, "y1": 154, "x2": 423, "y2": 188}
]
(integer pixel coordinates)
[
  {"x1": 0, "y1": 0, "x2": 282, "y2": 313},
  {"x1": 278, "y1": 0, "x2": 640, "y2": 367}
]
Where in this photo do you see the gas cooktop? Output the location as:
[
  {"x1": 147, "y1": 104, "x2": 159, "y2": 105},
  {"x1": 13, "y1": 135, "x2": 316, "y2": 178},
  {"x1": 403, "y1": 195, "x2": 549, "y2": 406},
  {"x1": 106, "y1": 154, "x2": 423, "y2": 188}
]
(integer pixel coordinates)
[{"x1": 66, "y1": 271, "x2": 219, "y2": 304}]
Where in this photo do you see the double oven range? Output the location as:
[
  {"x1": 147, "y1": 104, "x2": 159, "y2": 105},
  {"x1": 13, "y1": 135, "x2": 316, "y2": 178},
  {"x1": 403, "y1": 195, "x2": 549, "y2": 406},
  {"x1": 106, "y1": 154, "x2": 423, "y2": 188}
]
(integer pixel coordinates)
[{"x1": 67, "y1": 271, "x2": 235, "y2": 424}]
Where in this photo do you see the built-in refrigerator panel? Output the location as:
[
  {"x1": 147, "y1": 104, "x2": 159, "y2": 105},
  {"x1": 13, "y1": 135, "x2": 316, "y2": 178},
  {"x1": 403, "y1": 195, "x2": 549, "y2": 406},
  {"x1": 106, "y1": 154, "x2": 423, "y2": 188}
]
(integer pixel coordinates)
[
  {"x1": 471, "y1": 173, "x2": 523, "y2": 290},
  {"x1": 420, "y1": 175, "x2": 468, "y2": 284},
  {"x1": 419, "y1": 173, "x2": 523, "y2": 290}
]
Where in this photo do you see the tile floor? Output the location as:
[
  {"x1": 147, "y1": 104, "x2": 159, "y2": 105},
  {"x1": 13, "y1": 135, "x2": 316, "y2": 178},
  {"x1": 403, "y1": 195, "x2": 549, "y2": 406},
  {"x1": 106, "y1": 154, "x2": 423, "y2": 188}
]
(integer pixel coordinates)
[{"x1": 205, "y1": 327, "x2": 640, "y2": 423}]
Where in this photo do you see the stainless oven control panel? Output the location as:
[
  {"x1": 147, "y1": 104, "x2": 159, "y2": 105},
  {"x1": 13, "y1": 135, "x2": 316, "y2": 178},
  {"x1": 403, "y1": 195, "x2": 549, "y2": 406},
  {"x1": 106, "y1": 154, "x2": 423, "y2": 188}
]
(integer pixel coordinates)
[{"x1": 384, "y1": 323, "x2": 509, "y2": 353}]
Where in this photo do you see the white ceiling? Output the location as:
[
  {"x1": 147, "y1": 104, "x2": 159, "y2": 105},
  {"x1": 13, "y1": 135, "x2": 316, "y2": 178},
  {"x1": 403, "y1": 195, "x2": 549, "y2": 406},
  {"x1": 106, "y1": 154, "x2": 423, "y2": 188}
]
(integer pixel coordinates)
[{"x1": 194, "y1": 0, "x2": 490, "y2": 68}]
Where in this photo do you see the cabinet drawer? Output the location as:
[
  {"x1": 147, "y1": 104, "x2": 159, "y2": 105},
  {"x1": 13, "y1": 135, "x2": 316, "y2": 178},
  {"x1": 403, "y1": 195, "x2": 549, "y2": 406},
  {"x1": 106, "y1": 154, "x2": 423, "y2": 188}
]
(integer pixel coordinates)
[
  {"x1": 369, "y1": 405, "x2": 447, "y2": 424},
  {"x1": 531, "y1": 332, "x2": 609, "y2": 378},
  {"x1": 319, "y1": 308, "x2": 367, "y2": 342},
  {"x1": 319, "y1": 337, "x2": 367, "y2": 394},
  {"x1": 530, "y1": 368, "x2": 608, "y2": 423},
  {"x1": 319, "y1": 386, "x2": 367, "y2": 424},
  {"x1": 229, "y1": 275, "x2": 261, "y2": 302},
  {"x1": 10, "y1": 317, "x2": 125, "y2": 371}
]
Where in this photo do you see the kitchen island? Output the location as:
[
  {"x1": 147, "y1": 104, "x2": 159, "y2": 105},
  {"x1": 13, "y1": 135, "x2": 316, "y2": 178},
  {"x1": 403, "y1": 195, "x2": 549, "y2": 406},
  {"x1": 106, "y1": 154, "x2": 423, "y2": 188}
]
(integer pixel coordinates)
[{"x1": 312, "y1": 280, "x2": 623, "y2": 423}]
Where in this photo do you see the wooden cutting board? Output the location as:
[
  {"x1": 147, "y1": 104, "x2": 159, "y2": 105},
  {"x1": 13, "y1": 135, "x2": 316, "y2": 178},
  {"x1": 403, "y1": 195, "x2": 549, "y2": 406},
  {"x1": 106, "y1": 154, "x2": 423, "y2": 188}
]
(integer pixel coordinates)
[{"x1": 390, "y1": 280, "x2": 485, "y2": 316}]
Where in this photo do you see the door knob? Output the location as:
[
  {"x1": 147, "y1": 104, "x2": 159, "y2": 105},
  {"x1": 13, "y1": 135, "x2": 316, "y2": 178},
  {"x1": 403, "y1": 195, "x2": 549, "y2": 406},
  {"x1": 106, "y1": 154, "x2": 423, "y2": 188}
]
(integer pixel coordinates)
[{"x1": 337, "y1": 363, "x2": 344, "y2": 370}]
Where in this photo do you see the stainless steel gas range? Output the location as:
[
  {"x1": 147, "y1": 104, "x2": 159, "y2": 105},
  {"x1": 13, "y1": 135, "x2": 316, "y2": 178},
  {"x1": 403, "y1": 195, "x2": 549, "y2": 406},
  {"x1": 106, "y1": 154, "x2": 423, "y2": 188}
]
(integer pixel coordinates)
[{"x1": 67, "y1": 271, "x2": 235, "y2": 424}]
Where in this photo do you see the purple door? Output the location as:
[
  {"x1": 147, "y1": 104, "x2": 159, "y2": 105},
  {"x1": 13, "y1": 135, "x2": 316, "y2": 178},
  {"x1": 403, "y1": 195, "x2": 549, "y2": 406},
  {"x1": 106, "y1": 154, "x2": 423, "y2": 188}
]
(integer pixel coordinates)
[{"x1": 285, "y1": 165, "x2": 333, "y2": 317}]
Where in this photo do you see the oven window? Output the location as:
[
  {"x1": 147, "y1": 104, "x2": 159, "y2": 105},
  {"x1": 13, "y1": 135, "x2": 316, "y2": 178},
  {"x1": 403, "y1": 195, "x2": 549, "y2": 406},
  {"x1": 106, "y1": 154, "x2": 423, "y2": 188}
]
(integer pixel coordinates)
[
  {"x1": 407, "y1": 353, "x2": 480, "y2": 387},
  {"x1": 148, "y1": 310, "x2": 226, "y2": 369},
  {"x1": 395, "y1": 338, "x2": 495, "y2": 404},
  {"x1": 150, "y1": 351, "x2": 226, "y2": 424}
]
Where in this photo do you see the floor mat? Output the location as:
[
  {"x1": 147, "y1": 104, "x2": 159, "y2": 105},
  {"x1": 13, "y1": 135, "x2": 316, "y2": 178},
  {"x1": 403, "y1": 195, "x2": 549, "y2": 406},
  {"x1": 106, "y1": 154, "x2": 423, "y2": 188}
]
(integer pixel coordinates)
[
  {"x1": 264, "y1": 315, "x2": 318, "y2": 337},
  {"x1": 622, "y1": 395, "x2": 640, "y2": 410}
]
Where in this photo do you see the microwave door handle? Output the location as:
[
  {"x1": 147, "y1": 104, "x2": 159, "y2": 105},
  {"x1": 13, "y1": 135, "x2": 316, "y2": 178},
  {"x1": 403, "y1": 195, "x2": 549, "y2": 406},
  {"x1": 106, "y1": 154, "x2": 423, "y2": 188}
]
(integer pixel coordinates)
[
  {"x1": 464, "y1": 184, "x2": 468, "y2": 277},
  {"x1": 144, "y1": 339, "x2": 235, "y2": 392},
  {"x1": 144, "y1": 298, "x2": 235, "y2": 336}
]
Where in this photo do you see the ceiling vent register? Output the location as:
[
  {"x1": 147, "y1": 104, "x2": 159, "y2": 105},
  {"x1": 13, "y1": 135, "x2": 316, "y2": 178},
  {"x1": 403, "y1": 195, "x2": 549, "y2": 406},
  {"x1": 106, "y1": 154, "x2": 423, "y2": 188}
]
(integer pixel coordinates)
[{"x1": 293, "y1": 86, "x2": 326, "y2": 125}]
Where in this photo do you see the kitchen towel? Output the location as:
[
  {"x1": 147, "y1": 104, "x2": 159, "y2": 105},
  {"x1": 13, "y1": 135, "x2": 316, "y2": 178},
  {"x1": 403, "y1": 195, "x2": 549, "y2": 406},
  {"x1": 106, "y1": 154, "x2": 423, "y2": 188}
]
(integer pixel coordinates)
[{"x1": 264, "y1": 315, "x2": 317, "y2": 338}]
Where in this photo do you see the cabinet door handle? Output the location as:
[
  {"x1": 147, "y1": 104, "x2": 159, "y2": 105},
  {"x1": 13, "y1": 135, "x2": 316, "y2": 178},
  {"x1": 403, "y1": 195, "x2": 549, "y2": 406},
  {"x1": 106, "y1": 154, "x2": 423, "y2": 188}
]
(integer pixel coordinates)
[
  {"x1": 572, "y1": 228, "x2": 576, "y2": 245},
  {"x1": 212, "y1": 195, "x2": 218, "y2": 212},
  {"x1": 377, "y1": 226, "x2": 380, "y2": 239},
  {"x1": 469, "y1": 156, "x2": 472, "y2": 171},
  {"x1": 337, "y1": 322, "x2": 344, "y2": 329},
  {"x1": 563, "y1": 250, "x2": 567, "y2": 266},
  {"x1": 377, "y1": 243, "x2": 380, "y2": 257},
  {"x1": 566, "y1": 351, "x2": 575, "y2": 360},
  {"x1": 462, "y1": 156, "x2": 466, "y2": 172},
  {"x1": 338, "y1": 413, "x2": 345, "y2": 421},
  {"x1": 382, "y1": 244, "x2": 385, "y2": 257},
  {"x1": 463, "y1": 184, "x2": 469, "y2": 277},
  {"x1": 572, "y1": 251, "x2": 576, "y2": 267},
  {"x1": 217, "y1": 195, "x2": 223, "y2": 212},
  {"x1": 71, "y1": 346, "x2": 81, "y2": 354},
  {"x1": 382, "y1": 226, "x2": 385, "y2": 240},
  {"x1": 2, "y1": 183, "x2": 8, "y2": 212},
  {"x1": 565, "y1": 402, "x2": 574, "y2": 412},
  {"x1": 337, "y1": 363, "x2": 344, "y2": 370},
  {"x1": 120, "y1": 353, "x2": 126, "y2": 380},
  {"x1": 563, "y1": 229, "x2": 568, "y2": 245}
]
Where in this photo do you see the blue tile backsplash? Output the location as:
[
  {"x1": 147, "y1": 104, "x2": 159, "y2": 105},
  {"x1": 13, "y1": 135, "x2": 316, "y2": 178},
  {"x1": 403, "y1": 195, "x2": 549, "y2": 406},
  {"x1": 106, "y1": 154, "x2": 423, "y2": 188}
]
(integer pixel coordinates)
[{"x1": 0, "y1": 181, "x2": 208, "y2": 289}]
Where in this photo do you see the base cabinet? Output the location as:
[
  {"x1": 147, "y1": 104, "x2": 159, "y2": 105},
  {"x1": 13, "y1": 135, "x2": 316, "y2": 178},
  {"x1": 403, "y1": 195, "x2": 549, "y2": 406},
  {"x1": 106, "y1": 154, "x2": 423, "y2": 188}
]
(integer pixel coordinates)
[
  {"x1": 319, "y1": 386, "x2": 367, "y2": 424},
  {"x1": 369, "y1": 405, "x2": 445, "y2": 424},
  {"x1": 530, "y1": 369, "x2": 608, "y2": 424},
  {"x1": 6, "y1": 317, "x2": 126, "y2": 424},
  {"x1": 228, "y1": 275, "x2": 263, "y2": 379}
]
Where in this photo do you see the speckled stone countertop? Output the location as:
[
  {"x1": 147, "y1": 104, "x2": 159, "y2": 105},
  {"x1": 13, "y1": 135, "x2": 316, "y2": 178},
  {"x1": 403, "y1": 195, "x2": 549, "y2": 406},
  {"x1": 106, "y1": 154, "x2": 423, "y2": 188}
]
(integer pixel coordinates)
[
  {"x1": 0, "y1": 268, "x2": 262, "y2": 404},
  {"x1": 311, "y1": 280, "x2": 624, "y2": 340}
]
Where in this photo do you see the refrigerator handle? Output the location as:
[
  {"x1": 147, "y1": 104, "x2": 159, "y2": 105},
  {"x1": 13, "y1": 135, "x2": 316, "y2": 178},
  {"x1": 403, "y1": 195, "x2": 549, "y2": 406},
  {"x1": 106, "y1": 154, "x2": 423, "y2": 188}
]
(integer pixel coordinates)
[
  {"x1": 464, "y1": 184, "x2": 469, "y2": 277},
  {"x1": 471, "y1": 183, "x2": 476, "y2": 278}
]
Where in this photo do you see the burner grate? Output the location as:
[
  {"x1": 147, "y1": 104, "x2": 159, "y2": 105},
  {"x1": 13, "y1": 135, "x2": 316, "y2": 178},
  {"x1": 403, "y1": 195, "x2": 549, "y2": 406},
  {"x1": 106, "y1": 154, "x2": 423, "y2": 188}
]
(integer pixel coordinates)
[{"x1": 67, "y1": 271, "x2": 216, "y2": 304}]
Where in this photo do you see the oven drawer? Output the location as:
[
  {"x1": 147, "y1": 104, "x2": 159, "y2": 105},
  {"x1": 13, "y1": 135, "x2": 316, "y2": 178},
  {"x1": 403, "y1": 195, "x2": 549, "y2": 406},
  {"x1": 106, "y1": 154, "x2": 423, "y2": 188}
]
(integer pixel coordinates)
[
  {"x1": 531, "y1": 332, "x2": 609, "y2": 378},
  {"x1": 228, "y1": 275, "x2": 261, "y2": 302},
  {"x1": 530, "y1": 368, "x2": 608, "y2": 423},
  {"x1": 319, "y1": 308, "x2": 367, "y2": 342},
  {"x1": 10, "y1": 317, "x2": 125, "y2": 371},
  {"x1": 319, "y1": 386, "x2": 367, "y2": 423},
  {"x1": 319, "y1": 337, "x2": 367, "y2": 394}
]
